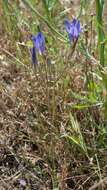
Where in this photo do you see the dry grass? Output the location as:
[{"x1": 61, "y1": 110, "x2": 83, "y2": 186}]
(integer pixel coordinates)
[{"x1": 0, "y1": 0, "x2": 107, "y2": 189}]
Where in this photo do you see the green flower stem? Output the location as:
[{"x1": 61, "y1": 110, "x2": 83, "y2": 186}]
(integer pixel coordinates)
[
  {"x1": 22, "y1": 0, "x2": 67, "y2": 42},
  {"x1": 96, "y1": 0, "x2": 105, "y2": 66}
]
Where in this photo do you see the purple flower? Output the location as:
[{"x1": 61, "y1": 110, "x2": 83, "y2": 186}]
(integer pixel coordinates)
[
  {"x1": 64, "y1": 18, "x2": 81, "y2": 43},
  {"x1": 19, "y1": 179, "x2": 26, "y2": 186},
  {"x1": 30, "y1": 32, "x2": 45, "y2": 64},
  {"x1": 30, "y1": 46, "x2": 37, "y2": 64}
]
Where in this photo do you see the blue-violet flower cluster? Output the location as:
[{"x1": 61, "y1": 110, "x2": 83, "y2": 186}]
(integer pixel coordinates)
[
  {"x1": 30, "y1": 18, "x2": 81, "y2": 64},
  {"x1": 64, "y1": 18, "x2": 81, "y2": 43},
  {"x1": 30, "y1": 32, "x2": 45, "y2": 64}
]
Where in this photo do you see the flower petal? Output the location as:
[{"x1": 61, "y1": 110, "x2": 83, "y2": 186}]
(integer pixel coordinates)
[
  {"x1": 31, "y1": 32, "x2": 45, "y2": 55},
  {"x1": 71, "y1": 18, "x2": 77, "y2": 27},
  {"x1": 73, "y1": 27, "x2": 79, "y2": 38},
  {"x1": 77, "y1": 20, "x2": 81, "y2": 33},
  {"x1": 64, "y1": 19, "x2": 72, "y2": 34},
  {"x1": 30, "y1": 46, "x2": 37, "y2": 64},
  {"x1": 68, "y1": 33, "x2": 73, "y2": 43},
  {"x1": 35, "y1": 32, "x2": 45, "y2": 54}
]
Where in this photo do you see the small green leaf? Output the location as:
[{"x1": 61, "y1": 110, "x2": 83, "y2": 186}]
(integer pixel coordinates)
[{"x1": 26, "y1": 40, "x2": 33, "y2": 48}]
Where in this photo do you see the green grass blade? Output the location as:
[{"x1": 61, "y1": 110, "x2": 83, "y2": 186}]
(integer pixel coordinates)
[
  {"x1": 22, "y1": 0, "x2": 67, "y2": 42},
  {"x1": 96, "y1": 0, "x2": 105, "y2": 66}
]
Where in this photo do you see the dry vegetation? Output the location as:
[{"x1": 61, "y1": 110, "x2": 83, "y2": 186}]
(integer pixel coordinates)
[{"x1": 0, "y1": 0, "x2": 107, "y2": 189}]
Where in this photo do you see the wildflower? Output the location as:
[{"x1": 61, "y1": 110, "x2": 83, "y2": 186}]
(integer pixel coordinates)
[
  {"x1": 64, "y1": 18, "x2": 81, "y2": 43},
  {"x1": 30, "y1": 46, "x2": 37, "y2": 64},
  {"x1": 30, "y1": 32, "x2": 45, "y2": 64},
  {"x1": 19, "y1": 179, "x2": 26, "y2": 186}
]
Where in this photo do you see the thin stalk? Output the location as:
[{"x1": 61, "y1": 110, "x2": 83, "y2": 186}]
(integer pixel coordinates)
[
  {"x1": 96, "y1": 0, "x2": 107, "y2": 120},
  {"x1": 42, "y1": 0, "x2": 51, "y2": 21},
  {"x1": 22, "y1": 0, "x2": 67, "y2": 42},
  {"x1": 96, "y1": 0, "x2": 105, "y2": 66},
  {"x1": 95, "y1": 154, "x2": 104, "y2": 190},
  {"x1": 43, "y1": 55, "x2": 51, "y2": 115}
]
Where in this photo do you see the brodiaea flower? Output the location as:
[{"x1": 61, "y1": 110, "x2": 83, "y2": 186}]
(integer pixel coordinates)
[
  {"x1": 30, "y1": 32, "x2": 45, "y2": 64},
  {"x1": 64, "y1": 18, "x2": 81, "y2": 43},
  {"x1": 30, "y1": 46, "x2": 37, "y2": 64}
]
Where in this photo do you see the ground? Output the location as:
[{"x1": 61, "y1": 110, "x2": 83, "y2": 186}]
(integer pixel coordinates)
[{"x1": 0, "y1": 0, "x2": 107, "y2": 190}]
